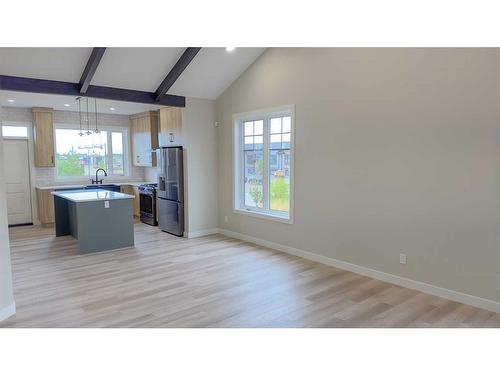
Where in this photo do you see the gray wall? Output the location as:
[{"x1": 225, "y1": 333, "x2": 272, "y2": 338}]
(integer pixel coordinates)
[
  {"x1": 0, "y1": 106, "x2": 16, "y2": 318},
  {"x1": 183, "y1": 97, "x2": 219, "y2": 235},
  {"x1": 216, "y1": 48, "x2": 500, "y2": 302}
]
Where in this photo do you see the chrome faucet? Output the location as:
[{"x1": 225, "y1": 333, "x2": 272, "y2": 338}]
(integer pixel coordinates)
[{"x1": 92, "y1": 168, "x2": 107, "y2": 184}]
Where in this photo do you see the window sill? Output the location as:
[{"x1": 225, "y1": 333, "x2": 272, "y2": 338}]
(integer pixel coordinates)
[
  {"x1": 55, "y1": 175, "x2": 128, "y2": 181},
  {"x1": 233, "y1": 208, "x2": 293, "y2": 224}
]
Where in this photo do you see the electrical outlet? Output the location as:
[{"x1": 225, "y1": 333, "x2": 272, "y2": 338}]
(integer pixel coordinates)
[
  {"x1": 399, "y1": 253, "x2": 407, "y2": 265},
  {"x1": 104, "y1": 201, "x2": 110, "y2": 209},
  {"x1": 224, "y1": 215, "x2": 228, "y2": 223}
]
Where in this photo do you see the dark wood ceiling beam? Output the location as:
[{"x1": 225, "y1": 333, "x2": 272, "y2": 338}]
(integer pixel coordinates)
[
  {"x1": 155, "y1": 47, "x2": 201, "y2": 101},
  {"x1": 0, "y1": 75, "x2": 186, "y2": 107},
  {"x1": 79, "y1": 47, "x2": 107, "y2": 94}
]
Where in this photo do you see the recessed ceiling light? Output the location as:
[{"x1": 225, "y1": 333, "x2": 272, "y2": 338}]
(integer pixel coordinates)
[
  {"x1": 109, "y1": 107, "x2": 116, "y2": 111},
  {"x1": 7, "y1": 99, "x2": 15, "y2": 103},
  {"x1": 225, "y1": 47, "x2": 236, "y2": 52},
  {"x1": 64, "y1": 104, "x2": 70, "y2": 107}
]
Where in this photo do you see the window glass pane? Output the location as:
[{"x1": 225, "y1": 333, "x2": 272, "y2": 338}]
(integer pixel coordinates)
[
  {"x1": 244, "y1": 121, "x2": 254, "y2": 136},
  {"x1": 270, "y1": 118, "x2": 282, "y2": 134},
  {"x1": 111, "y1": 132, "x2": 124, "y2": 175},
  {"x1": 2, "y1": 125, "x2": 28, "y2": 137},
  {"x1": 269, "y1": 149, "x2": 290, "y2": 212},
  {"x1": 55, "y1": 128, "x2": 108, "y2": 178},
  {"x1": 254, "y1": 135, "x2": 263, "y2": 150},
  {"x1": 282, "y1": 117, "x2": 291, "y2": 133},
  {"x1": 244, "y1": 136, "x2": 254, "y2": 151},
  {"x1": 244, "y1": 151, "x2": 263, "y2": 208},
  {"x1": 254, "y1": 120, "x2": 264, "y2": 135},
  {"x1": 270, "y1": 134, "x2": 281, "y2": 149},
  {"x1": 269, "y1": 116, "x2": 291, "y2": 213},
  {"x1": 282, "y1": 133, "x2": 291, "y2": 148}
]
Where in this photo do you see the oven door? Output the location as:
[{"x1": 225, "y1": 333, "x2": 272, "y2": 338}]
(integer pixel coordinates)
[{"x1": 139, "y1": 192, "x2": 153, "y2": 216}]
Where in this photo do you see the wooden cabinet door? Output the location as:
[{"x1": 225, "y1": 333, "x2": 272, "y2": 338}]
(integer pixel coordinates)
[
  {"x1": 149, "y1": 111, "x2": 159, "y2": 167},
  {"x1": 131, "y1": 117, "x2": 142, "y2": 166},
  {"x1": 133, "y1": 186, "x2": 140, "y2": 217},
  {"x1": 130, "y1": 112, "x2": 157, "y2": 167},
  {"x1": 32, "y1": 108, "x2": 55, "y2": 167},
  {"x1": 159, "y1": 107, "x2": 182, "y2": 147},
  {"x1": 121, "y1": 185, "x2": 140, "y2": 217},
  {"x1": 36, "y1": 188, "x2": 55, "y2": 224},
  {"x1": 132, "y1": 117, "x2": 150, "y2": 166},
  {"x1": 141, "y1": 116, "x2": 152, "y2": 166}
]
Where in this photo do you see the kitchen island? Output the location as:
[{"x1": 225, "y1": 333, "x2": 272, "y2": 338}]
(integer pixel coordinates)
[{"x1": 51, "y1": 189, "x2": 135, "y2": 253}]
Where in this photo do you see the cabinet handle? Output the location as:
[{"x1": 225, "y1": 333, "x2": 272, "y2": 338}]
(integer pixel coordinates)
[
  {"x1": 169, "y1": 132, "x2": 174, "y2": 143},
  {"x1": 51, "y1": 155, "x2": 54, "y2": 164},
  {"x1": 137, "y1": 155, "x2": 140, "y2": 163}
]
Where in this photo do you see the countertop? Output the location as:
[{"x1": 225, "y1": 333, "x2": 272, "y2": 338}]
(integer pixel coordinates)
[
  {"x1": 36, "y1": 181, "x2": 155, "y2": 190},
  {"x1": 51, "y1": 189, "x2": 135, "y2": 203}
]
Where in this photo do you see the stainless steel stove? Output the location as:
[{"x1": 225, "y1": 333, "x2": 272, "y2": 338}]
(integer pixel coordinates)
[{"x1": 139, "y1": 183, "x2": 158, "y2": 226}]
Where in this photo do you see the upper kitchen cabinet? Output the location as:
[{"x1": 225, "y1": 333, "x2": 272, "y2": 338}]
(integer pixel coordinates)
[
  {"x1": 32, "y1": 107, "x2": 55, "y2": 167},
  {"x1": 159, "y1": 106, "x2": 182, "y2": 147},
  {"x1": 130, "y1": 111, "x2": 159, "y2": 167}
]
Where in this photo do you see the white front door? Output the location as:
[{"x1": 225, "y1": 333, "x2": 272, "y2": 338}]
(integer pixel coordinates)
[{"x1": 3, "y1": 139, "x2": 33, "y2": 225}]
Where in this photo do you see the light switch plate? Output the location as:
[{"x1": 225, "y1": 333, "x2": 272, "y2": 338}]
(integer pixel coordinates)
[{"x1": 104, "y1": 201, "x2": 110, "y2": 208}]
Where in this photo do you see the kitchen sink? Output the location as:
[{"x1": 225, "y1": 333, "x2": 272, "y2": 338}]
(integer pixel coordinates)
[{"x1": 84, "y1": 184, "x2": 121, "y2": 192}]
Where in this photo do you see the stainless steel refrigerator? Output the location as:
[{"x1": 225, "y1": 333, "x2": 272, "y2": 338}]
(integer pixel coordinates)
[{"x1": 157, "y1": 146, "x2": 184, "y2": 236}]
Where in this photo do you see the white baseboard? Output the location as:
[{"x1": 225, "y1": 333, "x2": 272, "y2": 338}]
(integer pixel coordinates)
[
  {"x1": 219, "y1": 228, "x2": 500, "y2": 314},
  {"x1": 0, "y1": 302, "x2": 16, "y2": 322},
  {"x1": 187, "y1": 228, "x2": 220, "y2": 239}
]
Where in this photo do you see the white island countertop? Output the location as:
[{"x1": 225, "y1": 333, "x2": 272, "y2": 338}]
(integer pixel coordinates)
[{"x1": 51, "y1": 189, "x2": 135, "y2": 203}]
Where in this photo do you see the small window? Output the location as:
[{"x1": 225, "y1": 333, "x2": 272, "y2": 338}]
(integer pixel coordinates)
[
  {"x1": 233, "y1": 105, "x2": 294, "y2": 223},
  {"x1": 2, "y1": 125, "x2": 28, "y2": 138}
]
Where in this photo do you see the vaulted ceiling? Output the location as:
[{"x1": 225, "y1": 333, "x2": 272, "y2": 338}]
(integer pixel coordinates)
[{"x1": 0, "y1": 47, "x2": 265, "y2": 112}]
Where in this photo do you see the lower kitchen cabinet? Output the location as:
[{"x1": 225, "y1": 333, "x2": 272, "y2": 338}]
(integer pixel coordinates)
[
  {"x1": 121, "y1": 185, "x2": 140, "y2": 217},
  {"x1": 36, "y1": 188, "x2": 55, "y2": 224}
]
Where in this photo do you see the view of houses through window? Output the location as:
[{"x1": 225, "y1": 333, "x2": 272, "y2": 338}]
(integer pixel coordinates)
[{"x1": 55, "y1": 127, "x2": 127, "y2": 178}]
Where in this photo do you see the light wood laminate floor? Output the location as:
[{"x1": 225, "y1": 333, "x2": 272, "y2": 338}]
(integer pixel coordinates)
[{"x1": 2, "y1": 223, "x2": 500, "y2": 328}]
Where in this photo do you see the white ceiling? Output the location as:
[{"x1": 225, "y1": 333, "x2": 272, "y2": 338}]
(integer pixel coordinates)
[
  {"x1": 0, "y1": 47, "x2": 265, "y2": 100},
  {"x1": 91, "y1": 48, "x2": 185, "y2": 91},
  {"x1": 0, "y1": 48, "x2": 92, "y2": 82},
  {"x1": 0, "y1": 90, "x2": 161, "y2": 115},
  {"x1": 169, "y1": 48, "x2": 266, "y2": 99}
]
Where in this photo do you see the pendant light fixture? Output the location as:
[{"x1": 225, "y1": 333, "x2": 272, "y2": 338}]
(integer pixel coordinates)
[
  {"x1": 76, "y1": 96, "x2": 102, "y2": 149},
  {"x1": 93, "y1": 98, "x2": 100, "y2": 134}
]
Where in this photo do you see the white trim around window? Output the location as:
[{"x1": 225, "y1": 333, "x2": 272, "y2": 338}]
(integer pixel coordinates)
[{"x1": 232, "y1": 105, "x2": 295, "y2": 224}]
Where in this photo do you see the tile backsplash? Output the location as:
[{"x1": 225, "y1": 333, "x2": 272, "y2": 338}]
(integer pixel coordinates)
[
  {"x1": 34, "y1": 167, "x2": 57, "y2": 187},
  {"x1": 144, "y1": 167, "x2": 158, "y2": 183},
  {"x1": 2, "y1": 106, "x2": 146, "y2": 187}
]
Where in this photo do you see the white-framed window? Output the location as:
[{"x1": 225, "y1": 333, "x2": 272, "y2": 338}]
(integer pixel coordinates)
[
  {"x1": 233, "y1": 105, "x2": 294, "y2": 223},
  {"x1": 2, "y1": 124, "x2": 29, "y2": 138},
  {"x1": 54, "y1": 124, "x2": 129, "y2": 179}
]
